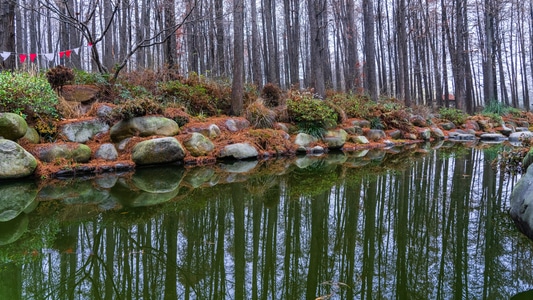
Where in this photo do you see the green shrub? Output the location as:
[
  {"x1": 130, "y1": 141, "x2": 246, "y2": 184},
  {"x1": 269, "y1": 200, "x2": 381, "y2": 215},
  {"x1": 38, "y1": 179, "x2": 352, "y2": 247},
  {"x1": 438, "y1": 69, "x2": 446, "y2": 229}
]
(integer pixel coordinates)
[
  {"x1": 287, "y1": 92, "x2": 338, "y2": 137},
  {"x1": 72, "y1": 69, "x2": 108, "y2": 85},
  {"x1": 0, "y1": 72, "x2": 60, "y2": 120},
  {"x1": 159, "y1": 73, "x2": 231, "y2": 116},
  {"x1": 328, "y1": 93, "x2": 372, "y2": 119},
  {"x1": 107, "y1": 97, "x2": 162, "y2": 122},
  {"x1": 439, "y1": 107, "x2": 468, "y2": 126}
]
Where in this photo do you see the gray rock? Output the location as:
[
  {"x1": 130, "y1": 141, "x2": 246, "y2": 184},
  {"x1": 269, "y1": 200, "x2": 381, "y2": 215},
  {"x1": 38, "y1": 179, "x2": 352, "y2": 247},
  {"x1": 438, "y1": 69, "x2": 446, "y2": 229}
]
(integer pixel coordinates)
[
  {"x1": 430, "y1": 126, "x2": 445, "y2": 139},
  {"x1": 60, "y1": 118, "x2": 109, "y2": 143},
  {"x1": 516, "y1": 127, "x2": 529, "y2": 132},
  {"x1": 34, "y1": 143, "x2": 92, "y2": 163},
  {"x1": 185, "y1": 124, "x2": 221, "y2": 139},
  {"x1": 0, "y1": 181, "x2": 38, "y2": 222},
  {"x1": 365, "y1": 129, "x2": 386, "y2": 141},
  {"x1": 225, "y1": 118, "x2": 250, "y2": 132},
  {"x1": 0, "y1": 113, "x2": 28, "y2": 140},
  {"x1": 410, "y1": 115, "x2": 427, "y2": 127},
  {"x1": 0, "y1": 139, "x2": 38, "y2": 179},
  {"x1": 440, "y1": 122, "x2": 456, "y2": 130},
  {"x1": 132, "y1": 137, "x2": 185, "y2": 165},
  {"x1": 294, "y1": 133, "x2": 318, "y2": 152},
  {"x1": 219, "y1": 143, "x2": 258, "y2": 159},
  {"x1": 95, "y1": 143, "x2": 118, "y2": 161},
  {"x1": 21, "y1": 127, "x2": 40, "y2": 144},
  {"x1": 183, "y1": 132, "x2": 215, "y2": 156},
  {"x1": 448, "y1": 132, "x2": 475, "y2": 141},
  {"x1": 480, "y1": 133, "x2": 506, "y2": 142},
  {"x1": 350, "y1": 136, "x2": 369, "y2": 144},
  {"x1": 510, "y1": 166, "x2": 533, "y2": 239},
  {"x1": 343, "y1": 125, "x2": 363, "y2": 135},
  {"x1": 322, "y1": 129, "x2": 348, "y2": 149},
  {"x1": 388, "y1": 129, "x2": 402, "y2": 139},
  {"x1": 509, "y1": 131, "x2": 533, "y2": 142},
  {"x1": 110, "y1": 116, "x2": 180, "y2": 142},
  {"x1": 96, "y1": 104, "x2": 114, "y2": 119},
  {"x1": 351, "y1": 119, "x2": 370, "y2": 128},
  {"x1": 418, "y1": 128, "x2": 431, "y2": 140}
]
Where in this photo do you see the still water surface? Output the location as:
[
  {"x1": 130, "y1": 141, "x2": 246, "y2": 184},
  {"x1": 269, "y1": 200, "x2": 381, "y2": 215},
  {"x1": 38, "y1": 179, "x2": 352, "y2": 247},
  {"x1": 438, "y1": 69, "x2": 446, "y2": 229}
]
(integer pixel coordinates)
[{"x1": 1, "y1": 143, "x2": 533, "y2": 299}]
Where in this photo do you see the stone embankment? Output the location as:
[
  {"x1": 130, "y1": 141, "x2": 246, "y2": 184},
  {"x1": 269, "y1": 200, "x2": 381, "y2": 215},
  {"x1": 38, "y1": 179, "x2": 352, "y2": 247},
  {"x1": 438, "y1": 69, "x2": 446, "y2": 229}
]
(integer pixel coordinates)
[{"x1": 0, "y1": 106, "x2": 530, "y2": 180}]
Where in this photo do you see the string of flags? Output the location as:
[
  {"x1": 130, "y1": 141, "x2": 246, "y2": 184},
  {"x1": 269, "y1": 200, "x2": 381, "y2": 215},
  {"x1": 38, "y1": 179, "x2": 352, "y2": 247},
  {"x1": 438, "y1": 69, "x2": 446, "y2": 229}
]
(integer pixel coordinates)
[{"x1": 0, "y1": 43, "x2": 93, "y2": 63}]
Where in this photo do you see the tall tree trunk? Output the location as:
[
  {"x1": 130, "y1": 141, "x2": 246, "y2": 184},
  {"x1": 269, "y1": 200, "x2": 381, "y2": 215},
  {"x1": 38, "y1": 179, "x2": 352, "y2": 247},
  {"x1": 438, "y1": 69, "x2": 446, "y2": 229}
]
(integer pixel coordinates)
[
  {"x1": 363, "y1": 0, "x2": 378, "y2": 101},
  {"x1": 0, "y1": 0, "x2": 15, "y2": 70},
  {"x1": 250, "y1": 0, "x2": 262, "y2": 87},
  {"x1": 344, "y1": 0, "x2": 360, "y2": 93},
  {"x1": 215, "y1": 0, "x2": 225, "y2": 76},
  {"x1": 163, "y1": 0, "x2": 177, "y2": 69},
  {"x1": 308, "y1": 0, "x2": 326, "y2": 98},
  {"x1": 264, "y1": 0, "x2": 278, "y2": 84},
  {"x1": 231, "y1": 0, "x2": 244, "y2": 115},
  {"x1": 482, "y1": 0, "x2": 497, "y2": 105},
  {"x1": 397, "y1": 0, "x2": 411, "y2": 106},
  {"x1": 284, "y1": 0, "x2": 300, "y2": 88}
]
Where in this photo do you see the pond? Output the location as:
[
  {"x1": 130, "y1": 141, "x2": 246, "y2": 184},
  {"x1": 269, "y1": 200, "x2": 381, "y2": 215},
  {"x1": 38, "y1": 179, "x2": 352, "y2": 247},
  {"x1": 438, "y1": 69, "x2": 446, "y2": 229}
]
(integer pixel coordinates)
[{"x1": 1, "y1": 142, "x2": 533, "y2": 299}]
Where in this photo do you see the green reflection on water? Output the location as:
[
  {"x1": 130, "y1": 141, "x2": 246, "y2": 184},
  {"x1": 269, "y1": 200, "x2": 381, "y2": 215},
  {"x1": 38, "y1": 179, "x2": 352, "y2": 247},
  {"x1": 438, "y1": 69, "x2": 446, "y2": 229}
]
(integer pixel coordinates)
[{"x1": 1, "y1": 145, "x2": 533, "y2": 299}]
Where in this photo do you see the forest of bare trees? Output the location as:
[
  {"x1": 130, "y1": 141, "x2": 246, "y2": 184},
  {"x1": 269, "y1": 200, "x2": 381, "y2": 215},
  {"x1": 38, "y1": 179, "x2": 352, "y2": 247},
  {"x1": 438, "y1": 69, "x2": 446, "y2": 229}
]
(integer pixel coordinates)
[{"x1": 0, "y1": 0, "x2": 532, "y2": 113}]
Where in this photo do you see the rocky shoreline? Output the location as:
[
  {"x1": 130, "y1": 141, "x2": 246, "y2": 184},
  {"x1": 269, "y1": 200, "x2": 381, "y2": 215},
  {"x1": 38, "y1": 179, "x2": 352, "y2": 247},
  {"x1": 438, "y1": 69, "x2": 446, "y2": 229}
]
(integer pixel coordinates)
[{"x1": 1, "y1": 104, "x2": 532, "y2": 180}]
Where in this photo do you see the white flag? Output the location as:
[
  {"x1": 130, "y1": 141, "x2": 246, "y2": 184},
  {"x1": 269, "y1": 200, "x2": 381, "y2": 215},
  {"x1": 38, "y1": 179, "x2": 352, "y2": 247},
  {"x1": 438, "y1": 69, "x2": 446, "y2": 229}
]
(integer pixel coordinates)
[
  {"x1": 73, "y1": 47, "x2": 80, "y2": 55},
  {"x1": 43, "y1": 53, "x2": 55, "y2": 62},
  {"x1": 0, "y1": 52, "x2": 11, "y2": 61}
]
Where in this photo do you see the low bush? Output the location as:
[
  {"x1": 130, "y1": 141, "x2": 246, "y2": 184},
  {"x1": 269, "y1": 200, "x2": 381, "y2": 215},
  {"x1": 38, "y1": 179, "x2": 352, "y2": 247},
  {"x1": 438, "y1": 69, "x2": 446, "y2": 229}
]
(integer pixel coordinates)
[
  {"x1": 438, "y1": 107, "x2": 469, "y2": 126},
  {"x1": 159, "y1": 73, "x2": 231, "y2": 116},
  {"x1": 245, "y1": 99, "x2": 276, "y2": 129},
  {"x1": 287, "y1": 91, "x2": 338, "y2": 137},
  {"x1": 0, "y1": 71, "x2": 60, "y2": 120}
]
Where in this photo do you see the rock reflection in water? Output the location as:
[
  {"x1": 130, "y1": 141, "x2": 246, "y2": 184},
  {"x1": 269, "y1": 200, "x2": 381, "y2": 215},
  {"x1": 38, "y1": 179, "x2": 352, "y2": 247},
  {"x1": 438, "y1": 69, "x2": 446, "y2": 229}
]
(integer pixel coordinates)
[{"x1": 1, "y1": 145, "x2": 533, "y2": 299}]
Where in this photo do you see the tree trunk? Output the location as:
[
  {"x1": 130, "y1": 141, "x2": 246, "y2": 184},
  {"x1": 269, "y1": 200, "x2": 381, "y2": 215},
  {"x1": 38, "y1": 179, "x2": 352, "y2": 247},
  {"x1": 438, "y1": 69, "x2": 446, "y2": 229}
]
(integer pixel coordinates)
[
  {"x1": 250, "y1": 0, "x2": 262, "y2": 87},
  {"x1": 363, "y1": 0, "x2": 378, "y2": 101},
  {"x1": 0, "y1": 0, "x2": 15, "y2": 70},
  {"x1": 397, "y1": 0, "x2": 411, "y2": 106},
  {"x1": 231, "y1": 0, "x2": 244, "y2": 115},
  {"x1": 163, "y1": 0, "x2": 177, "y2": 69},
  {"x1": 308, "y1": 0, "x2": 326, "y2": 98}
]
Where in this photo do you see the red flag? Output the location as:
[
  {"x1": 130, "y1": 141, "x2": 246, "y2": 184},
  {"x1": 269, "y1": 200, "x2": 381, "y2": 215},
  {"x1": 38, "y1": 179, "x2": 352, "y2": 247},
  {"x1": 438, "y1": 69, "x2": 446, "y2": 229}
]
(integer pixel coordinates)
[
  {"x1": 30, "y1": 53, "x2": 37, "y2": 62},
  {"x1": 88, "y1": 42, "x2": 93, "y2": 47},
  {"x1": 59, "y1": 51, "x2": 65, "y2": 58},
  {"x1": 19, "y1": 54, "x2": 27, "y2": 63},
  {"x1": 65, "y1": 50, "x2": 72, "y2": 57}
]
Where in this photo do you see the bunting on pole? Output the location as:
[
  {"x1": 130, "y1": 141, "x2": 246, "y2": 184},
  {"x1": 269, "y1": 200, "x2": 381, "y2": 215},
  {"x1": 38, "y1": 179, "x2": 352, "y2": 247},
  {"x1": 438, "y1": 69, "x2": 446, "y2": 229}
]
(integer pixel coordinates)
[{"x1": 19, "y1": 54, "x2": 27, "y2": 63}]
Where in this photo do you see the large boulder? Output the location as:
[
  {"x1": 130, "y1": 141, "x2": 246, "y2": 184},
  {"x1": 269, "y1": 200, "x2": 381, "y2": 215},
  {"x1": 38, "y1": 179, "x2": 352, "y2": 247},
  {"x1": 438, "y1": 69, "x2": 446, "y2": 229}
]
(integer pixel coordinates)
[
  {"x1": 322, "y1": 129, "x2": 348, "y2": 149},
  {"x1": 0, "y1": 113, "x2": 28, "y2": 140},
  {"x1": 509, "y1": 131, "x2": 533, "y2": 143},
  {"x1": 219, "y1": 143, "x2": 258, "y2": 160},
  {"x1": 21, "y1": 127, "x2": 40, "y2": 144},
  {"x1": 183, "y1": 133, "x2": 215, "y2": 156},
  {"x1": 225, "y1": 118, "x2": 250, "y2": 132},
  {"x1": 510, "y1": 166, "x2": 533, "y2": 239},
  {"x1": 59, "y1": 118, "x2": 109, "y2": 143},
  {"x1": 184, "y1": 124, "x2": 221, "y2": 139},
  {"x1": 94, "y1": 143, "x2": 118, "y2": 161},
  {"x1": 294, "y1": 133, "x2": 318, "y2": 152},
  {"x1": 33, "y1": 143, "x2": 92, "y2": 163},
  {"x1": 365, "y1": 129, "x2": 386, "y2": 141},
  {"x1": 0, "y1": 139, "x2": 38, "y2": 179},
  {"x1": 131, "y1": 137, "x2": 185, "y2": 165},
  {"x1": 110, "y1": 116, "x2": 180, "y2": 142},
  {"x1": 0, "y1": 181, "x2": 38, "y2": 222}
]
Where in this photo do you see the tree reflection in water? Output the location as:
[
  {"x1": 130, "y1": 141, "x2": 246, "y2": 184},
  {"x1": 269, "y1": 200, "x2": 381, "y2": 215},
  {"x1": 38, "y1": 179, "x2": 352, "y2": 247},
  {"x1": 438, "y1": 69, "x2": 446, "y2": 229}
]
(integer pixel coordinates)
[{"x1": 1, "y1": 145, "x2": 533, "y2": 299}]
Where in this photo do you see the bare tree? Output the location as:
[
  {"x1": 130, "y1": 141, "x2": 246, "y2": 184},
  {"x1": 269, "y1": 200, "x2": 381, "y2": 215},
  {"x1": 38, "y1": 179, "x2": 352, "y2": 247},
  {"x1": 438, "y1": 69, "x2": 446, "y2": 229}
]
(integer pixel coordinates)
[{"x1": 363, "y1": 0, "x2": 378, "y2": 101}]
